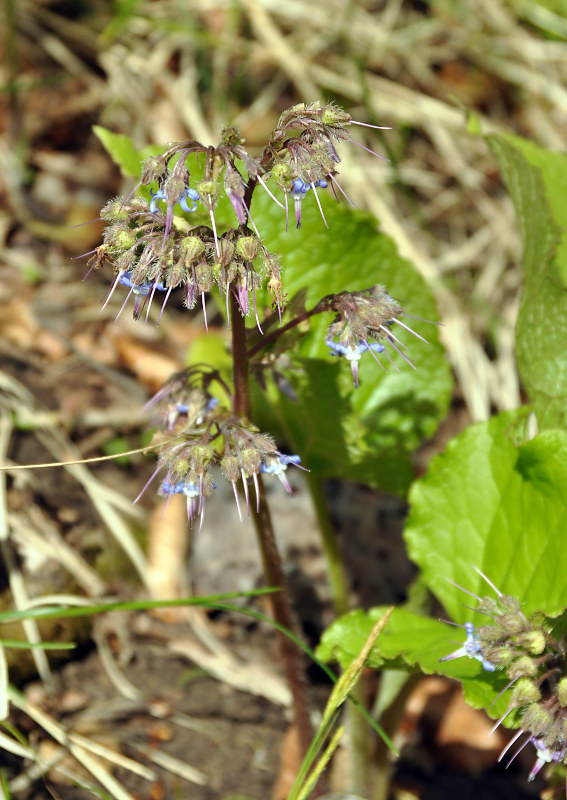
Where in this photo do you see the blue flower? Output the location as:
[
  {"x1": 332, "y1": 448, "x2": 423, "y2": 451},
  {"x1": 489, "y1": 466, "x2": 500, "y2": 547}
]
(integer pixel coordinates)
[
  {"x1": 260, "y1": 454, "x2": 302, "y2": 493},
  {"x1": 326, "y1": 339, "x2": 386, "y2": 389},
  {"x1": 527, "y1": 738, "x2": 566, "y2": 781},
  {"x1": 289, "y1": 178, "x2": 328, "y2": 229},
  {"x1": 112, "y1": 271, "x2": 167, "y2": 320},
  {"x1": 149, "y1": 187, "x2": 200, "y2": 215},
  {"x1": 158, "y1": 477, "x2": 216, "y2": 528},
  {"x1": 159, "y1": 480, "x2": 199, "y2": 498},
  {"x1": 439, "y1": 622, "x2": 496, "y2": 672},
  {"x1": 118, "y1": 271, "x2": 166, "y2": 296}
]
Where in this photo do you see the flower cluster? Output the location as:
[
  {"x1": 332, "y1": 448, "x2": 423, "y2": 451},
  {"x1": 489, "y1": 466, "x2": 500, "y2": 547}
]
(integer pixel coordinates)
[
  {"x1": 83, "y1": 102, "x2": 389, "y2": 325},
  {"x1": 137, "y1": 368, "x2": 304, "y2": 527},
  {"x1": 324, "y1": 286, "x2": 433, "y2": 388},
  {"x1": 441, "y1": 569, "x2": 567, "y2": 786}
]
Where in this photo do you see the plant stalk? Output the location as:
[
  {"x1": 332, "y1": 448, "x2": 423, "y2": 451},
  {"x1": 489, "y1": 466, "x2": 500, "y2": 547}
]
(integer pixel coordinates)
[{"x1": 231, "y1": 297, "x2": 313, "y2": 757}]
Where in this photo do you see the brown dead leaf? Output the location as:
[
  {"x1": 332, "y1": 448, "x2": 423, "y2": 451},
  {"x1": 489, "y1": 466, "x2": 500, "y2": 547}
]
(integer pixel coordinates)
[
  {"x1": 147, "y1": 493, "x2": 189, "y2": 619},
  {"x1": 273, "y1": 725, "x2": 302, "y2": 800},
  {"x1": 112, "y1": 335, "x2": 179, "y2": 393},
  {"x1": 403, "y1": 677, "x2": 505, "y2": 771}
]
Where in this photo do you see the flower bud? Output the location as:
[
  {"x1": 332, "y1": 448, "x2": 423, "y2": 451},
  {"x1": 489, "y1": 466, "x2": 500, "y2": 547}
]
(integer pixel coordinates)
[
  {"x1": 190, "y1": 445, "x2": 214, "y2": 472},
  {"x1": 511, "y1": 679, "x2": 541, "y2": 707},
  {"x1": 499, "y1": 595, "x2": 522, "y2": 614},
  {"x1": 479, "y1": 625, "x2": 503, "y2": 643},
  {"x1": 110, "y1": 230, "x2": 138, "y2": 252},
  {"x1": 513, "y1": 630, "x2": 546, "y2": 656},
  {"x1": 271, "y1": 162, "x2": 293, "y2": 190},
  {"x1": 101, "y1": 199, "x2": 129, "y2": 222},
  {"x1": 522, "y1": 704, "x2": 553, "y2": 736},
  {"x1": 508, "y1": 656, "x2": 538, "y2": 679},
  {"x1": 236, "y1": 236, "x2": 260, "y2": 262},
  {"x1": 321, "y1": 105, "x2": 351, "y2": 126},
  {"x1": 482, "y1": 644, "x2": 514, "y2": 666},
  {"x1": 241, "y1": 447, "x2": 261, "y2": 475},
  {"x1": 252, "y1": 435, "x2": 277, "y2": 454},
  {"x1": 499, "y1": 614, "x2": 525, "y2": 635},
  {"x1": 141, "y1": 155, "x2": 167, "y2": 184},
  {"x1": 195, "y1": 262, "x2": 213, "y2": 292},
  {"x1": 180, "y1": 236, "x2": 205, "y2": 265},
  {"x1": 171, "y1": 457, "x2": 191, "y2": 478},
  {"x1": 221, "y1": 455, "x2": 240, "y2": 483},
  {"x1": 196, "y1": 180, "x2": 219, "y2": 203},
  {"x1": 557, "y1": 678, "x2": 567, "y2": 707},
  {"x1": 220, "y1": 125, "x2": 245, "y2": 147}
]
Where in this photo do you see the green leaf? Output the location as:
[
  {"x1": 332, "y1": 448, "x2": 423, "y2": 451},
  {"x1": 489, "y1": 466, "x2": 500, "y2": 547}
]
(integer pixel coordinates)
[
  {"x1": 404, "y1": 410, "x2": 567, "y2": 621},
  {"x1": 93, "y1": 126, "x2": 148, "y2": 178},
  {"x1": 317, "y1": 606, "x2": 513, "y2": 720},
  {"x1": 250, "y1": 190, "x2": 453, "y2": 495},
  {"x1": 487, "y1": 133, "x2": 567, "y2": 429}
]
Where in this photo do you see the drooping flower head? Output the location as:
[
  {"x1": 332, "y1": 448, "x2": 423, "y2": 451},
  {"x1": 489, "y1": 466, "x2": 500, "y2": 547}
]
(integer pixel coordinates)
[
  {"x1": 137, "y1": 367, "x2": 305, "y2": 526},
  {"x1": 439, "y1": 568, "x2": 567, "y2": 789},
  {"x1": 324, "y1": 285, "x2": 435, "y2": 387},
  {"x1": 81, "y1": 102, "x2": 390, "y2": 325}
]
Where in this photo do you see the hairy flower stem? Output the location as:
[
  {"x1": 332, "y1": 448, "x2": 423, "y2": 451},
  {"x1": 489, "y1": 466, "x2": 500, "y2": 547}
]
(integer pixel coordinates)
[
  {"x1": 231, "y1": 294, "x2": 251, "y2": 417},
  {"x1": 247, "y1": 299, "x2": 331, "y2": 359},
  {"x1": 230, "y1": 295, "x2": 314, "y2": 757}
]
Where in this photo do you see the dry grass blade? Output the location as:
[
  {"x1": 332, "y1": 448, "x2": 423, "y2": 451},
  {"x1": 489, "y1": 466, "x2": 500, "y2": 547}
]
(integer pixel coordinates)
[
  {"x1": 130, "y1": 741, "x2": 208, "y2": 786},
  {"x1": 0, "y1": 411, "x2": 53, "y2": 691},
  {"x1": 8, "y1": 686, "x2": 156, "y2": 787},
  {"x1": 0, "y1": 373, "x2": 150, "y2": 586}
]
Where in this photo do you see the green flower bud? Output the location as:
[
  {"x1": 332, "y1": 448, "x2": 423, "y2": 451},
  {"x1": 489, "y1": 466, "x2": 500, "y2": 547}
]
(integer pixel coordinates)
[
  {"x1": 219, "y1": 239, "x2": 235, "y2": 262},
  {"x1": 220, "y1": 126, "x2": 245, "y2": 147},
  {"x1": 180, "y1": 236, "x2": 205, "y2": 265},
  {"x1": 499, "y1": 595, "x2": 522, "y2": 615},
  {"x1": 511, "y1": 678, "x2": 541, "y2": 707},
  {"x1": 271, "y1": 162, "x2": 293, "y2": 190},
  {"x1": 141, "y1": 155, "x2": 167, "y2": 184},
  {"x1": 252, "y1": 435, "x2": 277, "y2": 454},
  {"x1": 221, "y1": 455, "x2": 240, "y2": 483},
  {"x1": 165, "y1": 262, "x2": 188, "y2": 288},
  {"x1": 508, "y1": 656, "x2": 538, "y2": 679},
  {"x1": 101, "y1": 198, "x2": 129, "y2": 222},
  {"x1": 521, "y1": 704, "x2": 553, "y2": 736},
  {"x1": 321, "y1": 105, "x2": 351, "y2": 126},
  {"x1": 499, "y1": 614, "x2": 525, "y2": 635},
  {"x1": 195, "y1": 262, "x2": 213, "y2": 291},
  {"x1": 557, "y1": 678, "x2": 567, "y2": 708},
  {"x1": 171, "y1": 458, "x2": 191, "y2": 478},
  {"x1": 236, "y1": 236, "x2": 260, "y2": 262},
  {"x1": 241, "y1": 447, "x2": 261, "y2": 475},
  {"x1": 513, "y1": 630, "x2": 546, "y2": 656},
  {"x1": 190, "y1": 445, "x2": 214, "y2": 472},
  {"x1": 479, "y1": 625, "x2": 503, "y2": 643},
  {"x1": 196, "y1": 180, "x2": 219, "y2": 203},
  {"x1": 111, "y1": 230, "x2": 138, "y2": 252},
  {"x1": 482, "y1": 644, "x2": 514, "y2": 666}
]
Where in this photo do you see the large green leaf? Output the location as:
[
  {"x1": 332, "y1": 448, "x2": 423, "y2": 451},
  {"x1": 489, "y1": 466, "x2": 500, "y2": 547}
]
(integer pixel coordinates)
[
  {"x1": 404, "y1": 410, "x2": 567, "y2": 622},
  {"x1": 249, "y1": 188, "x2": 453, "y2": 494},
  {"x1": 317, "y1": 606, "x2": 513, "y2": 720},
  {"x1": 487, "y1": 133, "x2": 567, "y2": 429}
]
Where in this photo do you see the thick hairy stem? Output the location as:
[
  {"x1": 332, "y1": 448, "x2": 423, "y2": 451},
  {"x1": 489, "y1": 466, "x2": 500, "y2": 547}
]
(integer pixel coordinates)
[
  {"x1": 231, "y1": 299, "x2": 313, "y2": 757},
  {"x1": 252, "y1": 477, "x2": 314, "y2": 757}
]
